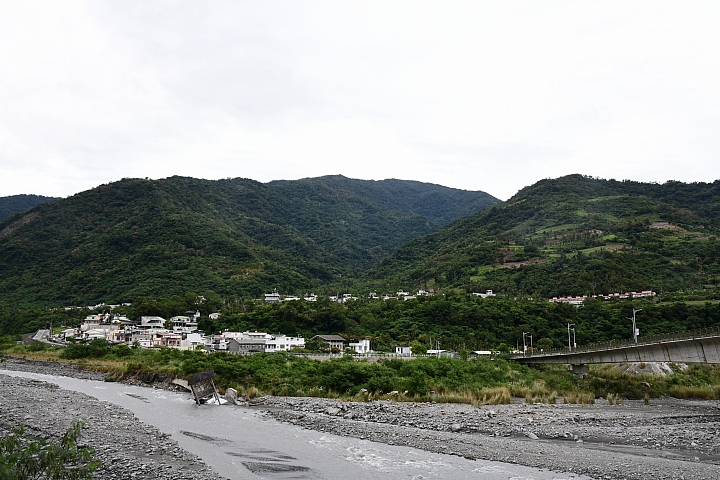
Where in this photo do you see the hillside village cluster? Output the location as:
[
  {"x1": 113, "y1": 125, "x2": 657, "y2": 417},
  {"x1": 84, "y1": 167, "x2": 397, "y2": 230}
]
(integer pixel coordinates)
[{"x1": 54, "y1": 288, "x2": 655, "y2": 354}]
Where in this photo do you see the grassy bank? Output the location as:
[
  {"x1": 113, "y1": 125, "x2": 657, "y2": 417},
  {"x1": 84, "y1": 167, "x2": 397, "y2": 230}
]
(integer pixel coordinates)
[{"x1": 4, "y1": 340, "x2": 720, "y2": 404}]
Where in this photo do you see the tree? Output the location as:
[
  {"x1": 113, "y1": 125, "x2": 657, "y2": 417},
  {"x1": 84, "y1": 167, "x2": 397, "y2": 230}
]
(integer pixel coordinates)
[
  {"x1": 410, "y1": 342, "x2": 427, "y2": 355},
  {"x1": 536, "y1": 337, "x2": 554, "y2": 351},
  {"x1": 0, "y1": 420, "x2": 101, "y2": 479}
]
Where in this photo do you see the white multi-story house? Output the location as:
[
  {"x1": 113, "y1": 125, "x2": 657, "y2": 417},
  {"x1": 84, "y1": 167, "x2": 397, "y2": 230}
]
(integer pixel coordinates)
[
  {"x1": 349, "y1": 339, "x2": 371, "y2": 354},
  {"x1": 139, "y1": 316, "x2": 166, "y2": 329},
  {"x1": 170, "y1": 315, "x2": 198, "y2": 333},
  {"x1": 131, "y1": 330, "x2": 155, "y2": 348},
  {"x1": 180, "y1": 332, "x2": 206, "y2": 350},
  {"x1": 265, "y1": 335, "x2": 305, "y2": 352}
]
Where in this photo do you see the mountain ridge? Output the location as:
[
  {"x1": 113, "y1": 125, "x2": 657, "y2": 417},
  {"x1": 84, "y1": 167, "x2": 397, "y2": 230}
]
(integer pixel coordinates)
[
  {"x1": 369, "y1": 174, "x2": 720, "y2": 296},
  {"x1": 0, "y1": 194, "x2": 57, "y2": 222},
  {"x1": 0, "y1": 175, "x2": 498, "y2": 306}
]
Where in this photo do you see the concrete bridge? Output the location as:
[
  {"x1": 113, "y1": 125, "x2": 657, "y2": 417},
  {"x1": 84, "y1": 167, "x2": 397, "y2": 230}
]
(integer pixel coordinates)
[{"x1": 509, "y1": 327, "x2": 720, "y2": 377}]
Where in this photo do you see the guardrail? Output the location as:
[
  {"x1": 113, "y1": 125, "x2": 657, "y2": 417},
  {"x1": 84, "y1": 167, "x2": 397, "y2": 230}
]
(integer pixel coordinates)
[{"x1": 510, "y1": 326, "x2": 720, "y2": 359}]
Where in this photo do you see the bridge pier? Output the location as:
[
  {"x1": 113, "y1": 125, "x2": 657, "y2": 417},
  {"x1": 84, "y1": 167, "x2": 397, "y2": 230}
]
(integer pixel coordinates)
[{"x1": 568, "y1": 364, "x2": 588, "y2": 378}]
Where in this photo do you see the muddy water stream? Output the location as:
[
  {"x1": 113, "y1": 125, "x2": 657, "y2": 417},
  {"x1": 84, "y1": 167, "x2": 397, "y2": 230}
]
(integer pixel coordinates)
[{"x1": 2, "y1": 370, "x2": 589, "y2": 480}]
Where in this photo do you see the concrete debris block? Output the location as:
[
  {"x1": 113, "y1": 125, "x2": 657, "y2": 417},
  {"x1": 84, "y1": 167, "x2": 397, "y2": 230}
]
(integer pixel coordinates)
[
  {"x1": 225, "y1": 388, "x2": 238, "y2": 405},
  {"x1": 527, "y1": 432, "x2": 538, "y2": 440},
  {"x1": 326, "y1": 407, "x2": 341, "y2": 416},
  {"x1": 344, "y1": 412, "x2": 355, "y2": 420},
  {"x1": 451, "y1": 423, "x2": 462, "y2": 432}
]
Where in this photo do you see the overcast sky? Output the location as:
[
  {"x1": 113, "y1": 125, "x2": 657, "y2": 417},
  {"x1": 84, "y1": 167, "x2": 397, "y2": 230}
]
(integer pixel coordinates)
[{"x1": 1, "y1": 1, "x2": 719, "y2": 200}]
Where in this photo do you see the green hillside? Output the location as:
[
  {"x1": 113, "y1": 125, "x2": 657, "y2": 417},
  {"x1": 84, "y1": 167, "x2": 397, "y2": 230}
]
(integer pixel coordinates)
[
  {"x1": 370, "y1": 175, "x2": 720, "y2": 297},
  {"x1": 0, "y1": 194, "x2": 56, "y2": 222},
  {"x1": 0, "y1": 175, "x2": 497, "y2": 306}
]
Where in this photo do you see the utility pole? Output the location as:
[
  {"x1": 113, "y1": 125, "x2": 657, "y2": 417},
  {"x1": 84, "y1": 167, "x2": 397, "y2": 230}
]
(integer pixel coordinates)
[
  {"x1": 567, "y1": 323, "x2": 574, "y2": 350},
  {"x1": 522, "y1": 332, "x2": 528, "y2": 357},
  {"x1": 627, "y1": 308, "x2": 642, "y2": 343}
]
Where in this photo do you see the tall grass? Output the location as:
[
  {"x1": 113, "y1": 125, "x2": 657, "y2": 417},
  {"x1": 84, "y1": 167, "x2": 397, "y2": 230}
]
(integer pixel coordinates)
[{"x1": 9, "y1": 344, "x2": 720, "y2": 403}]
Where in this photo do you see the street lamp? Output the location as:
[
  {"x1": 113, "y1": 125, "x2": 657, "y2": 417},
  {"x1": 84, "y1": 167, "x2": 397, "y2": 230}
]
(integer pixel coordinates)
[
  {"x1": 627, "y1": 308, "x2": 642, "y2": 343},
  {"x1": 523, "y1": 332, "x2": 533, "y2": 356},
  {"x1": 567, "y1": 323, "x2": 574, "y2": 350}
]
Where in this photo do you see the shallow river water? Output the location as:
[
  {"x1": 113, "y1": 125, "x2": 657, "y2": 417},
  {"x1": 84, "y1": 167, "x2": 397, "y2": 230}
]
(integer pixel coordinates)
[{"x1": 1, "y1": 369, "x2": 590, "y2": 480}]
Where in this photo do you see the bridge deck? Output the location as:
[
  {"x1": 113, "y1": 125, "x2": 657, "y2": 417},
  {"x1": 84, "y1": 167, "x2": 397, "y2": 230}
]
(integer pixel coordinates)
[{"x1": 509, "y1": 327, "x2": 720, "y2": 365}]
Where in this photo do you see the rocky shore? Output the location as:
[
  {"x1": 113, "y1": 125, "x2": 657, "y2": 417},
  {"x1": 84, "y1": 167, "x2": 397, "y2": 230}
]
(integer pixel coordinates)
[
  {"x1": 0, "y1": 358, "x2": 223, "y2": 480},
  {"x1": 4, "y1": 355, "x2": 720, "y2": 479}
]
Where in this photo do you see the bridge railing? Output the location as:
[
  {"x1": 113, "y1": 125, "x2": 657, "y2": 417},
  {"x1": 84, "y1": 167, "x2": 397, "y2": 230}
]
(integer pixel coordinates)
[{"x1": 513, "y1": 326, "x2": 720, "y2": 358}]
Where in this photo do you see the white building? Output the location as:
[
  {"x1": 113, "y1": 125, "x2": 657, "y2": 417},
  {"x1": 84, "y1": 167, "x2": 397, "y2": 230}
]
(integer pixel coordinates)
[
  {"x1": 170, "y1": 315, "x2": 198, "y2": 333},
  {"x1": 181, "y1": 333, "x2": 206, "y2": 350},
  {"x1": 349, "y1": 339, "x2": 371, "y2": 354},
  {"x1": 395, "y1": 346, "x2": 412, "y2": 356},
  {"x1": 473, "y1": 290, "x2": 496, "y2": 298},
  {"x1": 139, "y1": 316, "x2": 166, "y2": 329},
  {"x1": 265, "y1": 335, "x2": 305, "y2": 352},
  {"x1": 264, "y1": 289, "x2": 280, "y2": 303}
]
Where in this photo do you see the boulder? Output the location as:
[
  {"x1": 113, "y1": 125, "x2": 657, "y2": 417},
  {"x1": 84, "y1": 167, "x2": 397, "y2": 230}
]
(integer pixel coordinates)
[{"x1": 225, "y1": 388, "x2": 238, "y2": 405}]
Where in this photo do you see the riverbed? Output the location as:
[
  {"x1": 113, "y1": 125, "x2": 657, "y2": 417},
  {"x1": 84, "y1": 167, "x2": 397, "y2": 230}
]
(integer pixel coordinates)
[{"x1": 0, "y1": 369, "x2": 586, "y2": 480}]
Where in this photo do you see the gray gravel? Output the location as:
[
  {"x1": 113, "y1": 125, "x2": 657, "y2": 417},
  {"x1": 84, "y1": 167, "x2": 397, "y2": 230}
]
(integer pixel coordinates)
[
  {"x1": 0, "y1": 358, "x2": 224, "y2": 479},
  {"x1": 258, "y1": 395, "x2": 720, "y2": 479}
]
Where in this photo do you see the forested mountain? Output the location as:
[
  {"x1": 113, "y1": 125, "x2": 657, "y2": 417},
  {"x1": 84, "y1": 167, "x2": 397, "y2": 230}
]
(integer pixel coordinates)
[
  {"x1": 370, "y1": 174, "x2": 720, "y2": 297},
  {"x1": 0, "y1": 194, "x2": 56, "y2": 221},
  {"x1": 0, "y1": 175, "x2": 497, "y2": 306}
]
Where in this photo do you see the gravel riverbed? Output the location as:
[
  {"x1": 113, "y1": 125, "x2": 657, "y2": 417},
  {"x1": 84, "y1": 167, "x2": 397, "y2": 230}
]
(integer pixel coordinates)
[
  {"x1": 3, "y1": 356, "x2": 720, "y2": 479},
  {"x1": 0, "y1": 357, "x2": 223, "y2": 480},
  {"x1": 259, "y1": 393, "x2": 720, "y2": 479}
]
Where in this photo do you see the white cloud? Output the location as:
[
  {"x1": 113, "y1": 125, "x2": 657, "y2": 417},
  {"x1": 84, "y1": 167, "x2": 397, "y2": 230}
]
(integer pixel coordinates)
[{"x1": 0, "y1": 1, "x2": 719, "y2": 200}]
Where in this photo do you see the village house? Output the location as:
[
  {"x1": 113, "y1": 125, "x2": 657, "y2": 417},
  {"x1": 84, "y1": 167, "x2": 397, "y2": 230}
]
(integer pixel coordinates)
[
  {"x1": 180, "y1": 332, "x2": 205, "y2": 350},
  {"x1": 265, "y1": 335, "x2": 305, "y2": 352},
  {"x1": 170, "y1": 311, "x2": 199, "y2": 333},
  {"x1": 311, "y1": 334, "x2": 346, "y2": 351},
  {"x1": 395, "y1": 346, "x2": 412, "y2": 356},
  {"x1": 139, "y1": 316, "x2": 166, "y2": 329},
  {"x1": 157, "y1": 332, "x2": 182, "y2": 348},
  {"x1": 227, "y1": 338, "x2": 267, "y2": 354},
  {"x1": 264, "y1": 289, "x2": 280, "y2": 303},
  {"x1": 473, "y1": 289, "x2": 496, "y2": 298},
  {"x1": 349, "y1": 338, "x2": 371, "y2": 354}
]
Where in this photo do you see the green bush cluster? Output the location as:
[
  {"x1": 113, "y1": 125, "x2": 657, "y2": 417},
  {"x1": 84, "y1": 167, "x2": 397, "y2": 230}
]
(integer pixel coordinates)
[{"x1": 0, "y1": 420, "x2": 100, "y2": 479}]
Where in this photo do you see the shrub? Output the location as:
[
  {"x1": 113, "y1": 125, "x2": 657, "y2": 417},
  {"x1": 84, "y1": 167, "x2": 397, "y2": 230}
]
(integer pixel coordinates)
[{"x1": 0, "y1": 420, "x2": 101, "y2": 479}]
